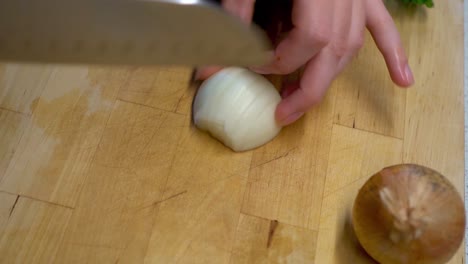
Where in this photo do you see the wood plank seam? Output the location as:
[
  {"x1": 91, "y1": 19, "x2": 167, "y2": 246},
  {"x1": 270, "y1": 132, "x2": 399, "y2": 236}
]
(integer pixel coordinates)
[
  {"x1": 315, "y1": 123, "x2": 341, "y2": 240},
  {"x1": 224, "y1": 153, "x2": 255, "y2": 263},
  {"x1": 60, "y1": 71, "x2": 134, "y2": 209},
  {"x1": 0, "y1": 2, "x2": 461, "y2": 259},
  {"x1": 228, "y1": 209, "x2": 247, "y2": 264},
  {"x1": 314, "y1": 123, "x2": 404, "y2": 263},
  {"x1": 142, "y1": 114, "x2": 175, "y2": 204},
  {"x1": 174, "y1": 90, "x2": 188, "y2": 113},
  {"x1": 52, "y1": 99, "x2": 188, "y2": 263},
  {"x1": 171, "y1": 190, "x2": 217, "y2": 263},
  {"x1": 132, "y1": 109, "x2": 179, "y2": 205},
  {"x1": 0, "y1": 196, "x2": 73, "y2": 263}
]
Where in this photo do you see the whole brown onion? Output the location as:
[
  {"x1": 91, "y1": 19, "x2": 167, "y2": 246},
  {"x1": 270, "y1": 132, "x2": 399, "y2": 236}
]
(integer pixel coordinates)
[{"x1": 352, "y1": 164, "x2": 465, "y2": 264}]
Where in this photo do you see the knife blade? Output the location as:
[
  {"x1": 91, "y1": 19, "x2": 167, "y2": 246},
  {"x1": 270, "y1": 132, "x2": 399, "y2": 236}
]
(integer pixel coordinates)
[{"x1": 0, "y1": 0, "x2": 271, "y2": 66}]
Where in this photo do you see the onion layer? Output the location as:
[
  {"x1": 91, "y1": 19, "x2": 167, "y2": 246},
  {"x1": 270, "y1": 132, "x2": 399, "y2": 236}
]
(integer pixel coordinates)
[{"x1": 192, "y1": 67, "x2": 282, "y2": 152}]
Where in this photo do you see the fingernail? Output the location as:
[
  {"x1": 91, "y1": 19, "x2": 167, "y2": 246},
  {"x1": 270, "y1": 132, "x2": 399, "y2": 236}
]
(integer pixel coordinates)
[
  {"x1": 280, "y1": 112, "x2": 304, "y2": 126},
  {"x1": 250, "y1": 51, "x2": 276, "y2": 74},
  {"x1": 405, "y1": 64, "x2": 414, "y2": 84},
  {"x1": 250, "y1": 66, "x2": 271, "y2": 74}
]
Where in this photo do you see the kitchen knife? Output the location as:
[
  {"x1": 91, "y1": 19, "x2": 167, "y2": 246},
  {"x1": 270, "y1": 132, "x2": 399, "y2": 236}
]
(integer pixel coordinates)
[{"x1": 0, "y1": 0, "x2": 271, "y2": 66}]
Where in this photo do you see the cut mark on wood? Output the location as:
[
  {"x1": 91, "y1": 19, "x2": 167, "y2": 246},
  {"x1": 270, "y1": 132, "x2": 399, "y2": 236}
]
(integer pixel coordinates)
[
  {"x1": 0, "y1": 190, "x2": 74, "y2": 209},
  {"x1": 174, "y1": 92, "x2": 187, "y2": 113},
  {"x1": 8, "y1": 195, "x2": 19, "y2": 218},
  {"x1": 0, "y1": 106, "x2": 26, "y2": 116},
  {"x1": 117, "y1": 98, "x2": 185, "y2": 116},
  {"x1": 135, "y1": 190, "x2": 188, "y2": 213},
  {"x1": 267, "y1": 219, "x2": 279, "y2": 248},
  {"x1": 335, "y1": 124, "x2": 403, "y2": 140},
  {"x1": 152, "y1": 190, "x2": 187, "y2": 206},
  {"x1": 251, "y1": 147, "x2": 298, "y2": 171}
]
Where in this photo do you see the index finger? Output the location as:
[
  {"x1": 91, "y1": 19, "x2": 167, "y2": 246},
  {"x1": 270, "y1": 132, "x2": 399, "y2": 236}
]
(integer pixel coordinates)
[
  {"x1": 252, "y1": 0, "x2": 334, "y2": 75},
  {"x1": 366, "y1": 0, "x2": 414, "y2": 87},
  {"x1": 275, "y1": 48, "x2": 339, "y2": 125}
]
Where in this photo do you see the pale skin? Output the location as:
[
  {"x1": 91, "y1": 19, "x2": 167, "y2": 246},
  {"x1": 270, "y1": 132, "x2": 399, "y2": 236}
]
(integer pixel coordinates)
[{"x1": 196, "y1": 0, "x2": 414, "y2": 126}]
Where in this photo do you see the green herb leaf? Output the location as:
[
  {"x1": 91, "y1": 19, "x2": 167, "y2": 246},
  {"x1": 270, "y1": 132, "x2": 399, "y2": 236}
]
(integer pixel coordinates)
[{"x1": 399, "y1": 0, "x2": 434, "y2": 8}]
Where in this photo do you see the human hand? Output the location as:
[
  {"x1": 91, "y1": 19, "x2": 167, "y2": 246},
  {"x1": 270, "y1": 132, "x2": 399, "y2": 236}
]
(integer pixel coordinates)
[{"x1": 196, "y1": 0, "x2": 414, "y2": 126}]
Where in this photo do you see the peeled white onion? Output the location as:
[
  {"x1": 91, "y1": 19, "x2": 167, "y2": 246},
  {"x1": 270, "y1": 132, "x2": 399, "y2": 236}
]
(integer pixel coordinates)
[{"x1": 192, "y1": 67, "x2": 282, "y2": 152}]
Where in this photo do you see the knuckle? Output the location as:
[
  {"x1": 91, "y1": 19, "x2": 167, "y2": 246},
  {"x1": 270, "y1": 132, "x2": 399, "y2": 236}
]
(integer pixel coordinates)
[
  {"x1": 373, "y1": 15, "x2": 394, "y2": 30},
  {"x1": 303, "y1": 27, "x2": 331, "y2": 47},
  {"x1": 274, "y1": 61, "x2": 297, "y2": 75},
  {"x1": 332, "y1": 42, "x2": 348, "y2": 57},
  {"x1": 349, "y1": 35, "x2": 365, "y2": 52}
]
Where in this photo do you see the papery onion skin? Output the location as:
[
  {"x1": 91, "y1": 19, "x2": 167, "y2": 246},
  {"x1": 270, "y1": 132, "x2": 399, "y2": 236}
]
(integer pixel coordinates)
[
  {"x1": 352, "y1": 164, "x2": 466, "y2": 264},
  {"x1": 192, "y1": 67, "x2": 282, "y2": 152}
]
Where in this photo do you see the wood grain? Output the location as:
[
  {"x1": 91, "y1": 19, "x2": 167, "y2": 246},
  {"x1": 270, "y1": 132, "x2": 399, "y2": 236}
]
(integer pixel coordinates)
[
  {"x1": 117, "y1": 66, "x2": 192, "y2": 112},
  {"x1": 0, "y1": 192, "x2": 18, "y2": 234},
  {"x1": 0, "y1": 197, "x2": 72, "y2": 263},
  {"x1": 315, "y1": 124, "x2": 403, "y2": 264},
  {"x1": 145, "y1": 172, "x2": 247, "y2": 263},
  {"x1": 402, "y1": 0, "x2": 464, "y2": 191},
  {"x1": 333, "y1": 31, "x2": 407, "y2": 139},
  {"x1": 54, "y1": 100, "x2": 186, "y2": 263},
  {"x1": 161, "y1": 104, "x2": 254, "y2": 193},
  {"x1": 230, "y1": 213, "x2": 317, "y2": 264},
  {"x1": 0, "y1": 66, "x2": 128, "y2": 207},
  {"x1": 144, "y1": 114, "x2": 252, "y2": 263},
  {"x1": 0, "y1": 0, "x2": 464, "y2": 263},
  {"x1": 0, "y1": 64, "x2": 53, "y2": 114},
  {"x1": 242, "y1": 85, "x2": 335, "y2": 229},
  {"x1": 332, "y1": 1, "x2": 431, "y2": 140},
  {"x1": 0, "y1": 110, "x2": 29, "y2": 181},
  {"x1": 399, "y1": 2, "x2": 465, "y2": 263}
]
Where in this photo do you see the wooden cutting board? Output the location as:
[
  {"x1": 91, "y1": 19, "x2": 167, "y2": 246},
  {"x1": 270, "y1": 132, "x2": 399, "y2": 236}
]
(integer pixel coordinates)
[{"x1": 0, "y1": 1, "x2": 464, "y2": 263}]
